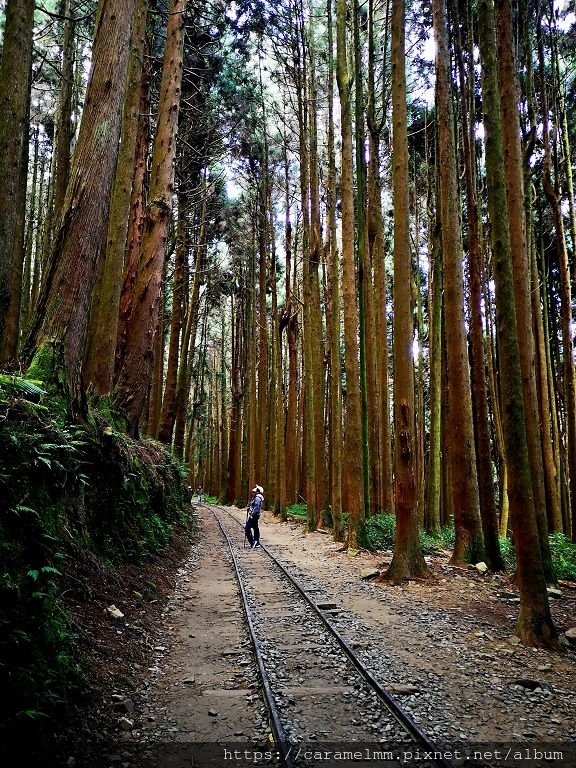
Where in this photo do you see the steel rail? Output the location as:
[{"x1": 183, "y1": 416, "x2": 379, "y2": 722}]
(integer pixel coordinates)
[
  {"x1": 211, "y1": 508, "x2": 295, "y2": 768},
  {"x1": 207, "y1": 502, "x2": 454, "y2": 768}
]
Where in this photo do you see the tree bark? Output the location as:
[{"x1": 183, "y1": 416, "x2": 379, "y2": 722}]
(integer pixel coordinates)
[
  {"x1": 478, "y1": 0, "x2": 556, "y2": 646},
  {"x1": 336, "y1": 0, "x2": 365, "y2": 549},
  {"x1": 0, "y1": 0, "x2": 34, "y2": 357},
  {"x1": 24, "y1": 0, "x2": 135, "y2": 418},
  {"x1": 84, "y1": 0, "x2": 148, "y2": 394},
  {"x1": 386, "y1": 0, "x2": 427, "y2": 580},
  {"x1": 114, "y1": 0, "x2": 187, "y2": 435}
]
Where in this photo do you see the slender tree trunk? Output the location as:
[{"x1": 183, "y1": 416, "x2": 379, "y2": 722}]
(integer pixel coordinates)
[
  {"x1": 0, "y1": 0, "x2": 34, "y2": 356},
  {"x1": 30, "y1": 148, "x2": 48, "y2": 321},
  {"x1": 21, "y1": 126, "x2": 40, "y2": 333},
  {"x1": 426, "y1": 206, "x2": 442, "y2": 534},
  {"x1": 387, "y1": 0, "x2": 427, "y2": 580},
  {"x1": 451, "y1": 0, "x2": 503, "y2": 568},
  {"x1": 308, "y1": 42, "x2": 326, "y2": 527},
  {"x1": 174, "y1": 190, "x2": 208, "y2": 455},
  {"x1": 497, "y1": 0, "x2": 553, "y2": 578},
  {"x1": 158, "y1": 191, "x2": 188, "y2": 444},
  {"x1": 256, "y1": 150, "x2": 269, "y2": 490},
  {"x1": 336, "y1": 0, "x2": 365, "y2": 549},
  {"x1": 227, "y1": 294, "x2": 243, "y2": 504},
  {"x1": 537, "y1": 4, "x2": 576, "y2": 544},
  {"x1": 434, "y1": 0, "x2": 484, "y2": 564},
  {"x1": 367, "y1": 0, "x2": 392, "y2": 516},
  {"x1": 353, "y1": 0, "x2": 371, "y2": 517},
  {"x1": 53, "y1": 0, "x2": 76, "y2": 222},
  {"x1": 284, "y1": 161, "x2": 299, "y2": 507},
  {"x1": 326, "y1": 0, "x2": 343, "y2": 539},
  {"x1": 478, "y1": 0, "x2": 556, "y2": 645},
  {"x1": 1, "y1": 101, "x2": 29, "y2": 363}
]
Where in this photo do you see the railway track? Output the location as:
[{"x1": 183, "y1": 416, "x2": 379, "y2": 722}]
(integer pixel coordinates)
[{"x1": 208, "y1": 503, "x2": 457, "y2": 768}]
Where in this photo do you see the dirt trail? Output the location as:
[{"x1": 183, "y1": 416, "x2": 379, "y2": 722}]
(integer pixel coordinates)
[
  {"x1": 137, "y1": 509, "x2": 265, "y2": 747},
  {"x1": 102, "y1": 506, "x2": 576, "y2": 766}
]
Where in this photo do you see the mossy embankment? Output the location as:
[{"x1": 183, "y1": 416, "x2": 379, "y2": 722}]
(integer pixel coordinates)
[{"x1": 0, "y1": 374, "x2": 190, "y2": 766}]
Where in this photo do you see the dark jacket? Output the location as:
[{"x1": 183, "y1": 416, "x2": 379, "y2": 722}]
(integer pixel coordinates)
[{"x1": 248, "y1": 492, "x2": 263, "y2": 518}]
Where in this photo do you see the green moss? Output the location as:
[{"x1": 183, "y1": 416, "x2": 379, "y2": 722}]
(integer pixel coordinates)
[{"x1": 26, "y1": 340, "x2": 69, "y2": 416}]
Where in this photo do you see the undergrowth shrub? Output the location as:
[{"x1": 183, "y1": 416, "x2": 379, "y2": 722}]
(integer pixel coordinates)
[
  {"x1": 0, "y1": 374, "x2": 187, "y2": 758},
  {"x1": 549, "y1": 533, "x2": 576, "y2": 580},
  {"x1": 290, "y1": 505, "x2": 575, "y2": 581},
  {"x1": 496, "y1": 532, "x2": 576, "y2": 580},
  {"x1": 285, "y1": 503, "x2": 307, "y2": 521}
]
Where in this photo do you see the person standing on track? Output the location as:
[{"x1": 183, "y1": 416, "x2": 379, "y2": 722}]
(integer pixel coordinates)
[{"x1": 245, "y1": 485, "x2": 264, "y2": 548}]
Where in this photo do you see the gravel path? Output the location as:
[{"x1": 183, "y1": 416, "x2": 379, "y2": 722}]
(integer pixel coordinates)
[{"x1": 103, "y1": 506, "x2": 576, "y2": 767}]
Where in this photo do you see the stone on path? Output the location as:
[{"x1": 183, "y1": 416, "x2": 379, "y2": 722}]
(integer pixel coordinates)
[{"x1": 360, "y1": 568, "x2": 380, "y2": 580}]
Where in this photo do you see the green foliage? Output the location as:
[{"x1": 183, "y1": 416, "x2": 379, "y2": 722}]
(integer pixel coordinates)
[
  {"x1": 0, "y1": 374, "x2": 187, "y2": 753},
  {"x1": 549, "y1": 533, "x2": 576, "y2": 580},
  {"x1": 285, "y1": 503, "x2": 308, "y2": 521},
  {"x1": 364, "y1": 513, "x2": 576, "y2": 581},
  {"x1": 496, "y1": 533, "x2": 576, "y2": 580},
  {"x1": 498, "y1": 536, "x2": 516, "y2": 571},
  {"x1": 364, "y1": 513, "x2": 397, "y2": 550},
  {"x1": 419, "y1": 524, "x2": 456, "y2": 554}
]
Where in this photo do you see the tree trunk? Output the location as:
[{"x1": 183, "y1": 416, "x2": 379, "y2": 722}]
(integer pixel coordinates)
[
  {"x1": 386, "y1": 0, "x2": 427, "y2": 580},
  {"x1": 53, "y1": 0, "x2": 76, "y2": 222},
  {"x1": 0, "y1": 0, "x2": 34, "y2": 356},
  {"x1": 336, "y1": 0, "x2": 365, "y2": 549},
  {"x1": 158, "y1": 191, "x2": 188, "y2": 444},
  {"x1": 84, "y1": 0, "x2": 148, "y2": 394},
  {"x1": 449, "y1": 0, "x2": 503, "y2": 568},
  {"x1": 478, "y1": 0, "x2": 556, "y2": 646},
  {"x1": 115, "y1": 36, "x2": 152, "y2": 377},
  {"x1": 425, "y1": 202, "x2": 442, "y2": 534},
  {"x1": 326, "y1": 0, "x2": 343, "y2": 539},
  {"x1": 308, "y1": 44, "x2": 327, "y2": 527},
  {"x1": 24, "y1": 0, "x2": 135, "y2": 418},
  {"x1": 114, "y1": 0, "x2": 187, "y2": 435},
  {"x1": 435, "y1": 0, "x2": 484, "y2": 564},
  {"x1": 497, "y1": 0, "x2": 553, "y2": 579},
  {"x1": 537, "y1": 3, "x2": 576, "y2": 544}
]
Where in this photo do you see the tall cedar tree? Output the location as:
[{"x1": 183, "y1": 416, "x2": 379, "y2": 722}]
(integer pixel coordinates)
[
  {"x1": 0, "y1": 0, "x2": 34, "y2": 360},
  {"x1": 24, "y1": 0, "x2": 135, "y2": 415},
  {"x1": 387, "y1": 0, "x2": 427, "y2": 580},
  {"x1": 114, "y1": 0, "x2": 188, "y2": 435},
  {"x1": 336, "y1": 0, "x2": 365, "y2": 548},
  {"x1": 433, "y1": 0, "x2": 485, "y2": 564},
  {"x1": 477, "y1": 0, "x2": 556, "y2": 646},
  {"x1": 84, "y1": 0, "x2": 149, "y2": 394}
]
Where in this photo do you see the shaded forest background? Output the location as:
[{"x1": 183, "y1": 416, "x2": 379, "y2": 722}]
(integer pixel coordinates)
[{"x1": 1, "y1": 0, "x2": 576, "y2": 757}]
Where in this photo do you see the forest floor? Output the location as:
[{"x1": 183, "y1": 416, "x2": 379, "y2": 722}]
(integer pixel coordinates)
[{"x1": 68, "y1": 506, "x2": 576, "y2": 768}]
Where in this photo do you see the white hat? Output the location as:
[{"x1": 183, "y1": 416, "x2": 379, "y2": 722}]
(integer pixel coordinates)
[{"x1": 252, "y1": 485, "x2": 263, "y2": 494}]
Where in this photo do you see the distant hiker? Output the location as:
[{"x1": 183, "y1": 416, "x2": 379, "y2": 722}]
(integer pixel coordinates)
[
  {"x1": 196, "y1": 486, "x2": 204, "y2": 505},
  {"x1": 245, "y1": 485, "x2": 264, "y2": 549}
]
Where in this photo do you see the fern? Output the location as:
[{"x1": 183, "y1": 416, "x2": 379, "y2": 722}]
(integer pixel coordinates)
[{"x1": 0, "y1": 374, "x2": 46, "y2": 398}]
